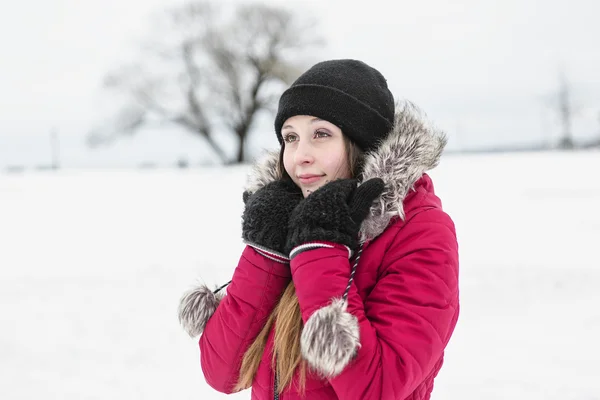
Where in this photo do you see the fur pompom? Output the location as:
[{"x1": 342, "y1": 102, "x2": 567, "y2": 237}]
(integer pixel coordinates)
[
  {"x1": 300, "y1": 298, "x2": 360, "y2": 377},
  {"x1": 178, "y1": 284, "x2": 224, "y2": 337}
]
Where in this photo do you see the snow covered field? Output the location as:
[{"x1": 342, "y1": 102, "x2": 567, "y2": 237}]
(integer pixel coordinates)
[{"x1": 1, "y1": 150, "x2": 599, "y2": 399}]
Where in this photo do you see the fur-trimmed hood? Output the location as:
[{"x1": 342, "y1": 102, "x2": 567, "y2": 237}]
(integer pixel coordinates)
[{"x1": 244, "y1": 101, "x2": 447, "y2": 243}]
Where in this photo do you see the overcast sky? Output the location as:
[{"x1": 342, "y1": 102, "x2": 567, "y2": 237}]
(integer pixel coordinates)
[{"x1": 1, "y1": 0, "x2": 599, "y2": 168}]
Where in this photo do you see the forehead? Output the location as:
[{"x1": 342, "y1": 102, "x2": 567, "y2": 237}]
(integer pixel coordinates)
[{"x1": 282, "y1": 115, "x2": 336, "y2": 130}]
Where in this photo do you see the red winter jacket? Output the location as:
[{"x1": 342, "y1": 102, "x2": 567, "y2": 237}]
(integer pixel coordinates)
[{"x1": 192, "y1": 106, "x2": 459, "y2": 399}]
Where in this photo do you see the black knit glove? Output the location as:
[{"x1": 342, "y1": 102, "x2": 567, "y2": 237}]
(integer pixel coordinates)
[
  {"x1": 285, "y1": 178, "x2": 385, "y2": 255},
  {"x1": 242, "y1": 179, "x2": 304, "y2": 255}
]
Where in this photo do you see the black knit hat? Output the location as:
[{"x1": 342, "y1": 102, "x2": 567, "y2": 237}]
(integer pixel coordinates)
[{"x1": 274, "y1": 59, "x2": 395, "y2": 152}]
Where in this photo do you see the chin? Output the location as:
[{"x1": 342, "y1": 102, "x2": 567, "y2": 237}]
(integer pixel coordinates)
[{"x1": 302, "y1": 184, "x2": 325, "y2": 197}]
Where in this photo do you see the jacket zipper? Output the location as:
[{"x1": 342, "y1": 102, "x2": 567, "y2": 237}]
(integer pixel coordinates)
[{"x1": 273, "y1": 369, "x2": 279, "y2": 400}]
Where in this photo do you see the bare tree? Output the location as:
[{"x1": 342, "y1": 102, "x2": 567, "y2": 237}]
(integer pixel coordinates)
[{"x1": 89, "y1": 2, "x2": 323, "y2": 164}]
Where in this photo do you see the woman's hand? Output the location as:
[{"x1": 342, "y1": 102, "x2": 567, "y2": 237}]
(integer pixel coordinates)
[
  {"x1": 241, "y1": 179, "x2": 304, "y2": 255},
  {"x1": 285, "y1": 178, "x2": 384, "y2": 255}
]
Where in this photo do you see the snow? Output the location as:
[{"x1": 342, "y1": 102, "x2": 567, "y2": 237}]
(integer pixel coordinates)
[{"x1": 1, "y1": 150, "x2": 599, "y2": 399}]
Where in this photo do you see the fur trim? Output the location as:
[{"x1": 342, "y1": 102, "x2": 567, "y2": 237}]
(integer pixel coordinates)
[
  {"x1": 244, "y1": 149, "x2": 280, "y2": 194},
  {"x1": 245, "y1": 101, "x2": 447, "y2": 242},
  {"x1": 359, "y1": 101, "x2": 447, "y2": 241},
  {"x1": 300, "y1": 298, "x2": 360, "y2": 377},
  {"x1": 178, "y1": 283, "x2": 224, "y2": 337}
]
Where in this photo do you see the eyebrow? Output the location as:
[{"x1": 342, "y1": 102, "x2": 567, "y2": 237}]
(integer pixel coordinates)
[{"x1": 282, "y1": 118, "x2": 324, "y2": 131}]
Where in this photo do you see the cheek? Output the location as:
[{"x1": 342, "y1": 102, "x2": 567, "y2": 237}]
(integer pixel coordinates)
[
  {"x1": 282, "y1": 149, "x2": 295, "y2": 177},
  {"x1": 322, "y1": 149, "x2": 351, "y2": 179}
]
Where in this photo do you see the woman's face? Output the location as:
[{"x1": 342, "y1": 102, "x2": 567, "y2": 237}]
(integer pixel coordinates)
[{"x1": 282, "y1": 115, "x2": 351, "y2": 197}]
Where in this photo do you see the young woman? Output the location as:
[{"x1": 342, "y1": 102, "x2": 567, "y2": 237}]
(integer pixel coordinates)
[{"x1": 179, "y1": 59, "x2": 459, "y2": 400}]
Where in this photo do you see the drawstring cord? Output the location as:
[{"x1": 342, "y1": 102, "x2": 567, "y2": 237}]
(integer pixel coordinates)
[
  {"x1": 343, "y1": 243, "x2": 363, "y2": 302},
  {"x1": 274, "y1": 363, "x2": 280, "y2": 400},
  {"x1": 213, "y1": 280, "x2": 231, "y2": 294}
]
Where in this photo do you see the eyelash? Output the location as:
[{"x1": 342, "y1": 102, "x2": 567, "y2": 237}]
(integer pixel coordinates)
[{"x1": 283, "y1": 130, "x2": 330, "y2": 143}]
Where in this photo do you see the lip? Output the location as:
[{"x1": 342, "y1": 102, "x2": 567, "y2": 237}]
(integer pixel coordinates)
[{"x1": 298, "y1": 174, "x2": 324, "y2": 185}]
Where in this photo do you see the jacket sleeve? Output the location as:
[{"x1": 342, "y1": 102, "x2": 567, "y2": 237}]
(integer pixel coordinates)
[
  {"x1": 290, "y1": 209, "x2": 459, "y2": 400},
  {"x1": 199, "y1": 245, "x2": 291, "y2": 393}
]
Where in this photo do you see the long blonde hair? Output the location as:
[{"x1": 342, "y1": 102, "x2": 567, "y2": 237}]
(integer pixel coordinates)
[{"x1": 234, "y1": 136, "x2": 364, "y2": 395}]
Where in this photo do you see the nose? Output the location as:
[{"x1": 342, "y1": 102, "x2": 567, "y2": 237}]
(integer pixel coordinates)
[{"x1": 294, "y1": 139, "x2": 314, "y2": 165}]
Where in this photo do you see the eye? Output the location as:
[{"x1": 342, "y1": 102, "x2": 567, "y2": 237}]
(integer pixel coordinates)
[
  {"x1": 314, "y1": 129, "x2": 331, "y2": 139},
  {"x1": 283, "y1": 133, "x2": 298, "y2": 143}
]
